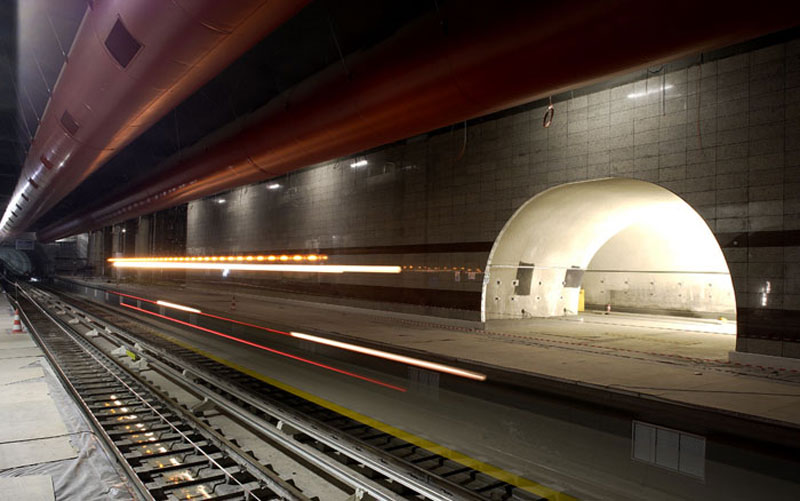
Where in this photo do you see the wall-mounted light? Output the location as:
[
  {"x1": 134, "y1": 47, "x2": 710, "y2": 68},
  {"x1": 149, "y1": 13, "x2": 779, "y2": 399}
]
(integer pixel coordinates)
[
  {"x1": 216, "y1": 198, "x2": 226, "y2": 204},
  {"x1": 267, "y1": 183, "x2": 281, "y2": 190},
  {"x1": 350, "y1": 159, "x2": 368, "y2": 168},
  {"x1": 627, "y1": 84, "x2": 673, "y2": 99}
]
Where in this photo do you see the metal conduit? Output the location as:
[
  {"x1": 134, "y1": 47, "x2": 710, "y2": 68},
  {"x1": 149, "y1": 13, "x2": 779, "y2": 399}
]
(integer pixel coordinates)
[
  {"x1": 1, "y1": 0, "x2": 310, "y2": 240},
  {"x1": 38, "y1": 0, "x2": 800, "y2": 241}
]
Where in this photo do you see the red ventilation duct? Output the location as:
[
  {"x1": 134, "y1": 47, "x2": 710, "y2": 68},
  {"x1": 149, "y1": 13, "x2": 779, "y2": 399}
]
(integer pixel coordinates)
[
  {"x1": 0, "y1": 0, "x2": 309, "y2": 239},
  {"x1": 39, "y1": 0, "x2": 800, "y2": 241}
]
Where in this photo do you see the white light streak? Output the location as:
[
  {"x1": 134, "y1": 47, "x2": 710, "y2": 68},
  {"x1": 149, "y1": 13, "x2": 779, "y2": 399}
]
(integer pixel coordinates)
[
  {"x1": 156, "y1": 300, "x2": 202, "y2": 314},
  {"x1": 350, "y1": 159, "x2": 368, "y2": 168},
  {"x1": 112, "y1": 261, "x2": 401, "y2": 274},
  {"x1": 268, "y1": 183, "x2": 281, "y2": 190},
  {"x1": 290, "y1": 331, "x2": 487, "y2": 381}
]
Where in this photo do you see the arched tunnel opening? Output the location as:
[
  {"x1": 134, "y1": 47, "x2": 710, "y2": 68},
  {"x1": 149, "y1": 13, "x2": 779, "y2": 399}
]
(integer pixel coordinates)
[
  {"x1": 482, "y1": 178, "x2": 736, "y2": 332},
  {"x1": 0, "y1": 245, "x2": 33, "y2": 278}
]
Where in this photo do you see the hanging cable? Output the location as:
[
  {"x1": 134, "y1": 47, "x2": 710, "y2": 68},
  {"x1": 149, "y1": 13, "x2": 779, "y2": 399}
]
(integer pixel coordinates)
[
  {"x1": 327, "y1": 16, "x2": 350, "y2": 80},
  {"x1": 44, "y1": 8, "x2": 68, "y2": 62},
  {"x1": 30, "y1": 51, "x2": 52, "y2": 95},
  {"x1": 20, "y1": 85, "x2": 41, "y2": 125}
]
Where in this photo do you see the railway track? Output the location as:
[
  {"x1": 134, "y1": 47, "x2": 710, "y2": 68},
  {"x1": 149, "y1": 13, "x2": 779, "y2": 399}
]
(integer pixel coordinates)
[
  {"x1": 14, "y1": 282, "x2": 548, "y2": 501},
  {"x1": 14, "y1": 287, "x2": 307, "y2": 501}
]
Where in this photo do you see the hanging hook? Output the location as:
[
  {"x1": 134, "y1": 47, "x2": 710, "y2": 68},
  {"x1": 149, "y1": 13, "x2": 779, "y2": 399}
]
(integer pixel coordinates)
[{"x1": 543, "y1": 96, "x2": 555, "y2": 128}]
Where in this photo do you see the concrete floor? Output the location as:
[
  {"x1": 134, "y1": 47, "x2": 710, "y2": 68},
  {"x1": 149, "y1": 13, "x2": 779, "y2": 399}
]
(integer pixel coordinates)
[
  {"x1": 0, "y1": 292, "x2": 68, "y2": 500},
  {"x1": 0, "y1": 291, "x2": 135, "y2": 500},
  {"x1": 62, "y1": 277, "x2": 800, "y2": 500}
]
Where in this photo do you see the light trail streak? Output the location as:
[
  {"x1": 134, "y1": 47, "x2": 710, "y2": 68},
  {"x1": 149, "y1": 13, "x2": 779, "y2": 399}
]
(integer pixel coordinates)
[
  {"x1": 118, "y1": 302, "x2": 406, "y2": 392},
  {"x1": 111, "y1": 261, "x2": 401, "y2": 274},
  {"x1": 291, "y1": 331, "x2": 487, "y2": 381},
  {"x1": 156, "y1": 300, "x2": 201, "y2": 314}
]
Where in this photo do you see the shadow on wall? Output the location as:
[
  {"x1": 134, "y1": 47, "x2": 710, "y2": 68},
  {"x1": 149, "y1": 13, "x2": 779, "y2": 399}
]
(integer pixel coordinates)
[{"x1": 482, "y1": 177, "x2": 735, "y2": 322}]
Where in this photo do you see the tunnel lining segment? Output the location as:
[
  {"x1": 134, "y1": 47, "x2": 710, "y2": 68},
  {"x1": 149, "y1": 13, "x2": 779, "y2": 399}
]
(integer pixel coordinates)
[{"x1": 482, "y1": 178, "x2": 736, "y2": 322}]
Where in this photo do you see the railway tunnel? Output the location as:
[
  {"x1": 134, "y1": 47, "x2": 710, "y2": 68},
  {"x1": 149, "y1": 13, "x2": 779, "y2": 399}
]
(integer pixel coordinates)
[{"x1": 1, "y1": 1, "x2": 800, "y2": 500}]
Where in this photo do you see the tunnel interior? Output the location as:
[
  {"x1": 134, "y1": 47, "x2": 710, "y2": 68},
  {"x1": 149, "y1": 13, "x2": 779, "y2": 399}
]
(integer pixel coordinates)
[{"x1": 482, "y1": 177, "x2": 736, "y2": 323}]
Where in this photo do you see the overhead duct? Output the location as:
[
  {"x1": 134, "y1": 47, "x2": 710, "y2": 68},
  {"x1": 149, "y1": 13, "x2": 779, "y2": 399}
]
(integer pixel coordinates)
[
  {"x1": 38, "y1": 0, "x2": 800, "y2": 241},
  {"x1": 0, "y1": 0, "x2": 309, "y2": 240}
]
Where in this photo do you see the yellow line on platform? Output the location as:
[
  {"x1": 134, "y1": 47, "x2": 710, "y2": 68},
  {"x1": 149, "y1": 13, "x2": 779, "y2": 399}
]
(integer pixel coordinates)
[{"x1": 150, "y1": 329, "x2": 577, "y2": 501}]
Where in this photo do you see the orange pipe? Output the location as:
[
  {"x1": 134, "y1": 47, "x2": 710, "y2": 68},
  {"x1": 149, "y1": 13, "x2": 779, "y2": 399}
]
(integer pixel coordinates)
[
  {"x1": 39, "y1": 0, "x2": 800, "y2": 241},
  {"x1": 1, "y1": 0, "x2": 309, "y2": 238}
]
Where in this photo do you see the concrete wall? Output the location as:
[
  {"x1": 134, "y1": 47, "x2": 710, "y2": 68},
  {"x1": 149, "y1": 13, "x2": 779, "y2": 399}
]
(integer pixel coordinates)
[
  {"x1": 178, "y1": 37, "x2": 799, "y2": 356},
  {"x1": 584, "y1": 222, "x2": 736, "y2": 316},
  {"x1": 87, "y1": 229, "x2": 111, "y2": 276}
]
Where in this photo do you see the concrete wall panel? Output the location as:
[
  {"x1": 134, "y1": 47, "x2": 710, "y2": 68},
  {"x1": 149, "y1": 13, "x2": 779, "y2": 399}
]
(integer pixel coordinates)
[{"x1": 177, "y1": 37, "x2": 800, "y2": 355}]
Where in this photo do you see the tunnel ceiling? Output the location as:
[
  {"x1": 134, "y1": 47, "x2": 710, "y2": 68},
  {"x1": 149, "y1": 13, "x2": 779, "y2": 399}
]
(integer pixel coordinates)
[
  {"x1": 1, "y1": 1, "x2": 798, "y2": 240},
  {"x1": 0, "y1": 0, "x2": 86, "y2": 227},
  {"x1": 0, "y1": 0, "x2": 436, "y2": 234}
]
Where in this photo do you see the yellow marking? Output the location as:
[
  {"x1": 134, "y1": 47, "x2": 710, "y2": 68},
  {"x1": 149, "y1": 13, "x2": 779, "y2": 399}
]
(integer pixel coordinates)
[
  {"x1": 145, "y1": 328, "x2": 577, "y2": 500},
  {"x1": 125, "y1": 349, "x2": 138, "y2": 361}
]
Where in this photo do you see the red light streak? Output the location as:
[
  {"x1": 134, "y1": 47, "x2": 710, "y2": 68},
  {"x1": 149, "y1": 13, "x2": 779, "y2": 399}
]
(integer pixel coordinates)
[
  {"x1": 111, "y1": 289, "x2": 291, "y2": 336},
  {"x1": 118, "y1": 302, "x2": 406, "y2": 392},
  {"x1": 108, "y1": 289, "x2": 481, "y2": 381},
  {"x1": 112, "y1": 291, "x2": 156, "y2": 304},
  {"x1": 199, "y1": 311, "x2": 292, "y2": 337}
]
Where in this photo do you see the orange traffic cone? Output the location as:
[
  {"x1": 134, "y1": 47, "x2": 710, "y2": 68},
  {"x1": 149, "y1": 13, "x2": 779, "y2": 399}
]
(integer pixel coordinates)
[{"x1": 12, "y1": 309, "x2": 23, "y2": 333}]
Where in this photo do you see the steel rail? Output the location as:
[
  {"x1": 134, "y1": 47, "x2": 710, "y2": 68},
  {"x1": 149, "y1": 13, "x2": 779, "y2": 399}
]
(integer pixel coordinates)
[
  {"x1": 13, "y1": 293, "x2": 153, "y2": 501},
  {"x1": 36, "y1": 282, "x2": 546, "y2": 500},
  {"x1": 35, "y1": 287, "x2": 474, "y2": 501},
  {"x1": 14, "y1": 284, "x2": 305, "y2": 501}
]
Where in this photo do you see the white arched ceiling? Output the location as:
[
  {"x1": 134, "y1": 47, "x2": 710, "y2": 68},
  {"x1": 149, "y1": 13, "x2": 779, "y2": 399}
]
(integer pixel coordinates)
[{"x1": 482, "y1": 178, "x2": 735, "y2": 321}]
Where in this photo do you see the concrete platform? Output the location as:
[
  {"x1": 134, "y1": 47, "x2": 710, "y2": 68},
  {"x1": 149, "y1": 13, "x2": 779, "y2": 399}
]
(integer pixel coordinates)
[
  {"x1": 0, "y1": 476, "x2": 55, "y2": 500},
  {"x1": 0, "y1": 291, "x2": 135, "y2": 500},
  {"x1": 0, "y1": 293, "x2": 67, "y2": 499}
]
